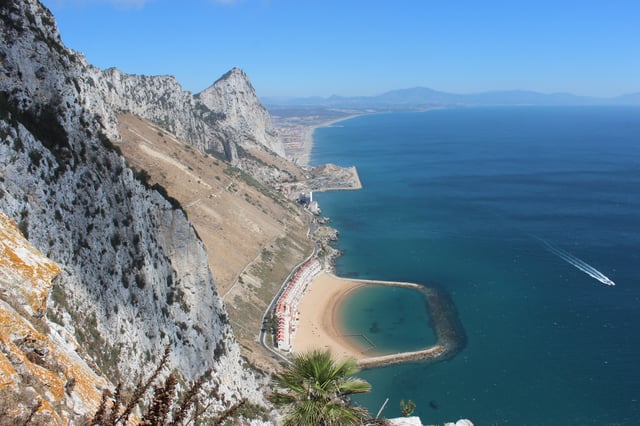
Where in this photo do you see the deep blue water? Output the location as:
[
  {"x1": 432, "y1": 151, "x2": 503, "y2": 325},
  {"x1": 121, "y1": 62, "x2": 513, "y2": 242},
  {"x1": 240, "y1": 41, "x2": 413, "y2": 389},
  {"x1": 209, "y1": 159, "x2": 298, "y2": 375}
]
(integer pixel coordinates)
[{"x1": 310, "y1": 107, "x2": 640, "y2": 425}]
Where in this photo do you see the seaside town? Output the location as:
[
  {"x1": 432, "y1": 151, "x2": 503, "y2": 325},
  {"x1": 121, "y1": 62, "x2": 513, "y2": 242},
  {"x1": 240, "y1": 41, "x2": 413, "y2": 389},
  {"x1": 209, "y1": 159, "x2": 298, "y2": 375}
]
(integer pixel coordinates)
[
  {"x1": 262, "y1": 183, "x2": 466, "y2": 370},
  {"x1": 273, "y1": 258, "x2": 322, "y2": 351}
]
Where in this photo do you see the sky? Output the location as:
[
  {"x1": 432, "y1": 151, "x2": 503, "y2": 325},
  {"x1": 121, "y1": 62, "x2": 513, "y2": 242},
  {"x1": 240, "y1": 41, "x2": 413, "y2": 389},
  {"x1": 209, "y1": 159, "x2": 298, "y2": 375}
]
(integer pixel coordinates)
[{"x1": 41, "y1": 0, "x2": 640, "y2": 98}]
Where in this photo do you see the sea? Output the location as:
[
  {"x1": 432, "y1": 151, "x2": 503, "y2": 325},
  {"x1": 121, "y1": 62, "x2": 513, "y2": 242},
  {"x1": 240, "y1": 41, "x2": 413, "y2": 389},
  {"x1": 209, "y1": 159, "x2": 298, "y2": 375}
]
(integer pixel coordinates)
[{"x1": 309, "y1": 106, "x2": 640, "y2": 425}]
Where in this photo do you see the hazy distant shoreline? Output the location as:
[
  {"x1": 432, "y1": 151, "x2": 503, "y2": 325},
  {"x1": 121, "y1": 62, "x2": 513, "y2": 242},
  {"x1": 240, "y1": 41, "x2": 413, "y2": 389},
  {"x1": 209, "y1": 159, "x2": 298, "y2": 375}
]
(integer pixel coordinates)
[{"x1": 296, "y1": 113, "x2": 368, "y2": 166}]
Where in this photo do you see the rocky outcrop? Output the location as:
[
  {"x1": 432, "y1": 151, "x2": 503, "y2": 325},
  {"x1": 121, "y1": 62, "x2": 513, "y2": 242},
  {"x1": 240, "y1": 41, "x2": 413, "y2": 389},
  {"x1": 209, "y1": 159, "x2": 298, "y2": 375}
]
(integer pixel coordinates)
[
  {"x1": 386, "y1": 417, "x2": 425, "y2": 426},
  {"x1": 0, "y1": 0, "x2": 264, "y2": 420},
  {"x1": 198, "y1": 68, "x2": 285, "y2": 157},
  {"x1": 386, "y1": 418, "x2": 474, "y2": 426},
  {"x1": 0, "y1": 212, "x2": 110, "y2": 423},
  {"x1": 83, "y1": 65, "x2": 284, "y2": 164},
  {"x1": 85, "y1": 66, "x2": 242, "y2": 162}
]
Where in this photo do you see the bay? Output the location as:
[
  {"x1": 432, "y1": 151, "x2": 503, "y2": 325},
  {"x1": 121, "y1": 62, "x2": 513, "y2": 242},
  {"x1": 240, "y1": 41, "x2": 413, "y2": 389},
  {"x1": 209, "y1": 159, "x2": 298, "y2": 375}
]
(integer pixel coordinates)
[{"x1": 310, "y1": 106, "x2": 640, "y2": 425}]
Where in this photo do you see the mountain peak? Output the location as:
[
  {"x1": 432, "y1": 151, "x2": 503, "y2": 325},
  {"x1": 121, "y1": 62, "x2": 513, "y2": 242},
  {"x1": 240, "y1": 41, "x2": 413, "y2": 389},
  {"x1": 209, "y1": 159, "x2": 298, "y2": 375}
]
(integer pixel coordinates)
[
  {"x1": 209, "y1": 66, "x2": 254, "y2": 94},
  {"x1": 198, "y1": 68, "x2": 286, "y2": 157},
  {"x1": 219, "y1": 66, "x2": 247, "y2": 80}
]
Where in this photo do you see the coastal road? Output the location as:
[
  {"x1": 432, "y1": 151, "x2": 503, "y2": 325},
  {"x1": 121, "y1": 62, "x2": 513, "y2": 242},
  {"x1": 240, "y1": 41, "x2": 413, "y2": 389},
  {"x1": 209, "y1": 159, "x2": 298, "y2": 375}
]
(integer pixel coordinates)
[{"x1": 258, "y1": 210, "x2": 319, "y2": 364}]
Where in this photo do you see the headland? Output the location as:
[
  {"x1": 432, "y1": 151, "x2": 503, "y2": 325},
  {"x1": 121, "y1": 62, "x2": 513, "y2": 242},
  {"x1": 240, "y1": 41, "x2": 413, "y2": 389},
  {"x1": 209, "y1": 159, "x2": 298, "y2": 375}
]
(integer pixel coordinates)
[{"x1": 273, "y1": 110, "x2": 365, "y2": 198}]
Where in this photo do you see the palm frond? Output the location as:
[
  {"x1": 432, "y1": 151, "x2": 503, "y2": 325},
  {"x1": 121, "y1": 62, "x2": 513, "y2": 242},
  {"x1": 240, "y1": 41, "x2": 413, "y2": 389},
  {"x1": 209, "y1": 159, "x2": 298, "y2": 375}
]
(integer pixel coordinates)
[
  {"x1": 322, "y1": 400, "x2": 370, "y2": 425},
  {"x1": 339, "y1": 377, "x2": 372, "y2": 395},
  {"x1": 273, "y1": 349, "x2": 372, "y2": 425}
]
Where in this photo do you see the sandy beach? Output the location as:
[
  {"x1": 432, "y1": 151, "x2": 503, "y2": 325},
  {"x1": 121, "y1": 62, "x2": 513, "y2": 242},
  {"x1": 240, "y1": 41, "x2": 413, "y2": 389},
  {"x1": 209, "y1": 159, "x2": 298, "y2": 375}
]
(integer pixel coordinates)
[
  {"x1": 297, "y1": 115, "x2": 365, "y2": 166},
  {"x1": 291, "y1": 270, "x2": 467, "y2": 368},
  {"x1": 292, "y1": 271, "x2": 380, "y2": 361}
]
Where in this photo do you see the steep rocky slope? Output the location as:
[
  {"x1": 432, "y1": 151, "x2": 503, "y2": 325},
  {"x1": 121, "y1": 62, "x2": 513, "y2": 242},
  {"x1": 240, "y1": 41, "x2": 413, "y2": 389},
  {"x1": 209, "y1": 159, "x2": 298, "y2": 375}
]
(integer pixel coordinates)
[
  {"x1": 85, "y1": 64, "x2": 285, "y2": 166},
  {"x1": 0, "y1": 212, "x2": 110, "y2": 423},
  {"x1": 197, "y1": 68, "x2": 285, "y2": 157},
  {"x1": 1, "y1": 0, "x2": 265, "y2": 421},
  {"x1": 116, "y1": 113, "x2": 312, "y2": 370}
]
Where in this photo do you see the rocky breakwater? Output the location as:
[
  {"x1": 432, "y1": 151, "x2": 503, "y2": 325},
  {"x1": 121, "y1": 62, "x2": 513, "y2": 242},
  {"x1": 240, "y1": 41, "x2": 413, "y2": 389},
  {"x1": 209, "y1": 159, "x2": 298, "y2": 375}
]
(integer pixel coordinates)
[
  {"x1": 354, "y1": 282, "x2": 467, "y2": 370},
  {"x1": 1, "y1": 0, "x2": 263, "y2": 420}
]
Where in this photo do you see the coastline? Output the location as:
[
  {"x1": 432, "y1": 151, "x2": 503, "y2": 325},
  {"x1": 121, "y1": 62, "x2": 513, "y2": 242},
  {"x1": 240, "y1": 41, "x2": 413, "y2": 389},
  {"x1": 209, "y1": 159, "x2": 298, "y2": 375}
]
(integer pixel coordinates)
[
  {"x1": 292, "y1": 272, "x2": 383, "y2": 360},
  {"x1": 288, "y1": 107, "x2": 466, "y2": 368},
  {"x1": 292, "y1": 271, "x2": 467, "y2": 368},
  {"x1": 296, "y1": 108, "x2": 446, "y2": 167},
  {"x1": 297, "y1": 114, "x2": 366, "y2": 167}
]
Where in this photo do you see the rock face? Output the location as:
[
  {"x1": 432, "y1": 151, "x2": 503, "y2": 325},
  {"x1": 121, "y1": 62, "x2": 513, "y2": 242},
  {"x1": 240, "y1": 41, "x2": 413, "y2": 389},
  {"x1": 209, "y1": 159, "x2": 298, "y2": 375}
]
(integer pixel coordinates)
[
  {"x1": 198, "y1": 68, "x2": 285, "y2": 157},
  {"x1": 0, "y1": 212, "x2": 110, "y2": 423},
  {"x1": 85, "y1": 66, "x2": 285, "y2": 164},
  {"x1": 0, "y1": 0, "x2": 264, "y2": 420}
]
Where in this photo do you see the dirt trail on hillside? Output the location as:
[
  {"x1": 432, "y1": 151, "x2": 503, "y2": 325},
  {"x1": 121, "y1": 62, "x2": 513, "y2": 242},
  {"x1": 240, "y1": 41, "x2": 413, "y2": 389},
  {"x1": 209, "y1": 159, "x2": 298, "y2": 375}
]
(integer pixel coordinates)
[{"x1": 117, "y1": 114, "x2": 312, "y2": 370}]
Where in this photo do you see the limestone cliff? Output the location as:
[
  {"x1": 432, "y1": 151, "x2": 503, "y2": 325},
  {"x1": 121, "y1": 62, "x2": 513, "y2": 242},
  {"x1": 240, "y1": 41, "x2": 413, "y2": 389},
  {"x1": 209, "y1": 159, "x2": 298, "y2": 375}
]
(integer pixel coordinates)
[
  {"x1": 0, "y1": 0, "x2": 263, "y2": 421},
  {"x1": 0, "y1": 212, "x2": 110, "y2": 423},
  {"x1": 197, "y1": 68, "x2": 285, "y2": 157},
  {"x1": 84, "y1": 64, "x2": 284, "y2": 164}
]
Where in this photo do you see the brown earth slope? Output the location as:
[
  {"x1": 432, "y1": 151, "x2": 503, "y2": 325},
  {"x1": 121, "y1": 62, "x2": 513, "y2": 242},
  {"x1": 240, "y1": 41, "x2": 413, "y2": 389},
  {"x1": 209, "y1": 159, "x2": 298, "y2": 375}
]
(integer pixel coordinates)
[{"x1": 116, "y1": 114, "x2": 312, "y2": 370}]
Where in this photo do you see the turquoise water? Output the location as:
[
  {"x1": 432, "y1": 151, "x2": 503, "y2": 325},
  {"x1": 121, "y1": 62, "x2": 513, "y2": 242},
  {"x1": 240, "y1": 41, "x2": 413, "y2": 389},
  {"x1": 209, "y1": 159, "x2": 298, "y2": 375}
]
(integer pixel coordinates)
[
  {"x1": 310, "y1": 107, "x2": 640, "y2": 425},
  {"x1": 338, "y1": 285, "x2": 437, "y2": 354}
]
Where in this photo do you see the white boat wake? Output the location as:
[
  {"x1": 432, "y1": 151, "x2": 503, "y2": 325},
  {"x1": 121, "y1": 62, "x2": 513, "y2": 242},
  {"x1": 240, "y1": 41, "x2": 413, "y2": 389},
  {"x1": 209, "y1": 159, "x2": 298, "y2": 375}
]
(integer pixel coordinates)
[{"x1": 539, "y1": 239, "x2": 615, "y2": 286}]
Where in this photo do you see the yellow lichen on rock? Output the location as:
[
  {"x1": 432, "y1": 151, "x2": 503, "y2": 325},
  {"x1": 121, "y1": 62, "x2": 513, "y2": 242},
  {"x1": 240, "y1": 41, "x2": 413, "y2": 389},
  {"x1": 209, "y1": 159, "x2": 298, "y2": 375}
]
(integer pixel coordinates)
[
  {"x1": 0, "y1": 211, "x2": 111, "y2": 423},
  {"x1": 0, "y1": 350, "x2": 19, "y2": 386},
  {"x1": 0, "y1": 212, "x2": 61, "y2": 315}
]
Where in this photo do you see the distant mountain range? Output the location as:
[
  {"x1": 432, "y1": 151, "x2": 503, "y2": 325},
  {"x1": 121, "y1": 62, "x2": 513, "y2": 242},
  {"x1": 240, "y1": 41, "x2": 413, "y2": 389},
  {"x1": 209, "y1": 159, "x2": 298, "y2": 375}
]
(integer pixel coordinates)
[{"x1": 264, "y1": 87, "x2": 640, "y2": 108}]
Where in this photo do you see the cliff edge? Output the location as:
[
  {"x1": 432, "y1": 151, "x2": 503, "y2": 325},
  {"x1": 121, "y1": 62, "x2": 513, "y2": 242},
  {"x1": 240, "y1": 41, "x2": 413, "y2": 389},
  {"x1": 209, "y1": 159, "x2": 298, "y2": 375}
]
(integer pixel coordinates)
[
  {"x1": 0, "y1": 212, "x2": 110, "y2": 423},
  {"x1": 1, "y1": 0, "x2": 265, "y2": 421}
]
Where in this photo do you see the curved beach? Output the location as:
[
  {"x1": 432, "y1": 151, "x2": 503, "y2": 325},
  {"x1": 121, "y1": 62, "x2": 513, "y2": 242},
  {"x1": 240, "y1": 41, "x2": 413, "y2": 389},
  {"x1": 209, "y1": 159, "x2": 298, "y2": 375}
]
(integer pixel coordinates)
[
  {"x1": 290, "y1": 112, "x2": 466, "y2": 368},
  {"x1": 297, "y1": 115, "x2": 365, "y2": 166},
  {"x1": 292, "y1": 272, "x2": 378, "y2": 359},
  {"x1": 292, "y1": 271, "x2": 467, "y2": 368}
]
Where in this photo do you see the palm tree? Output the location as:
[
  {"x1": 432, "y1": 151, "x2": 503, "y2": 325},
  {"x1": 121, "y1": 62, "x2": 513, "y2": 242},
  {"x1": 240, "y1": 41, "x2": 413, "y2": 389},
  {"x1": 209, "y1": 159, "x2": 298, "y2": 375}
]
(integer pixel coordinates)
[{"x1": 270, "y1": 349, "x2": 372, "y2": 426}]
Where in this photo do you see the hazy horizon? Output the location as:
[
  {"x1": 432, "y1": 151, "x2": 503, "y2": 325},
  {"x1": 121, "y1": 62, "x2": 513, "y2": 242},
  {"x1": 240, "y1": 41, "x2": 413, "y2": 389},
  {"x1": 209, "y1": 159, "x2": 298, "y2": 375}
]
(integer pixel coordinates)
[
  {"x1": 262, "y1": 85, "x2": 639, "y2": 101},
  {"x1": 42, "y1": 0, "x2": 640, "y2": 99}
]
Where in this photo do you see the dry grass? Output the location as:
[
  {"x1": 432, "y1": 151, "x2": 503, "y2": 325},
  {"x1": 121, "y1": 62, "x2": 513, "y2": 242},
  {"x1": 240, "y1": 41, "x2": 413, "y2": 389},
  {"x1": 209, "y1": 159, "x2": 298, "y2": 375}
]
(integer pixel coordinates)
[{"x1": 116, "y1": 114, "x2": 312, "y2": 370}]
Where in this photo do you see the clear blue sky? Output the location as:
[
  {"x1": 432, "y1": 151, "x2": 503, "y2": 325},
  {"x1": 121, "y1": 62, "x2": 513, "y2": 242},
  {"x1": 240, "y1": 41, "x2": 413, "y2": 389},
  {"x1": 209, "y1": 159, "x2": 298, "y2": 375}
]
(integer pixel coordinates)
[{"x1": 41, "y1": 0, "x2": 640, "y2": 98}]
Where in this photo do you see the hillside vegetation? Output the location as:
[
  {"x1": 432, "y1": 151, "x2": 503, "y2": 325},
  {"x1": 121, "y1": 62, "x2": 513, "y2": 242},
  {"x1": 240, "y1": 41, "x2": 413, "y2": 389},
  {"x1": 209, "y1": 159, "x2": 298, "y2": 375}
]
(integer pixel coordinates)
[{"x1": 116, "y1": 113, "x2": 313, "y2": 370}]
